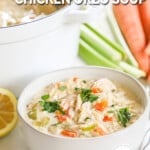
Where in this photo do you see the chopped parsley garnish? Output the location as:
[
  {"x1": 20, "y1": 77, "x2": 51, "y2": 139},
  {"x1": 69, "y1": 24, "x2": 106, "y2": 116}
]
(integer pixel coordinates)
[
  {"x1": 58, "y1": 86, "x2": 67, "y2": 91},
  {"x1": 80, "y1": 89, "x2": 98, "y2": 103},
  {"x1": 41, "y1": 94, "x2": 50, "y2": 101},
  {"x1": 112, "y1": 89, "x2": 116, "y2": 92},
  {"x1": 51, "y1": 122, "x2": 61, "y2": 126},
  {"x1": 74, "y1": 87, "x2": 80, "y2": 92},
  {"x1": 39, "y1": 100, "x2": 64, "y2": 113},
  {"x1": 82, "y1": 80, "x2": 87, "y2": 84},
  {"x1": 74, "y1": 88, "x2": 98, "y2": 103},
  {"x1": 107, "y1": 110, "x2": 114, "y2": 113},
  {"x1": 84, "y1": 117, "x2": 91, "y2": 121},
  {"x1": 117, "y1": 108, "x2": 131, "y2": 127}
]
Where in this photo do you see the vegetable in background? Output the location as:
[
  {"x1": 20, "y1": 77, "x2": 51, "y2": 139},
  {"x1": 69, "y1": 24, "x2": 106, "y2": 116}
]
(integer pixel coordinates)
[
  {"x1": 148, "y1": 73, "x2": 150, "y2": 82},
  {"x1": 113, "y1": 4, "x2": 150, "y2": 74},
  {"x1": 106, "y1": 8, "x2": 138, "y2": 67},
  {"x1": 145, "y1": 41, "x2": 150, "y2": 56},
  {"x1": 133, "y1": 51, "x2": 150, "y2": 74},
  {"x1": 79, "y1": 39, "x2": 121, "y2": 70},
  {"x1": 80, "y1": 24, "x2": 123, "y2": 62},
  {"x1": 78, "y1": 24, "x2": 146, "y2": 78},
  {"x1": 85, "y1": 23, "x2": 126, "y2": 58},
  {"x1": 118, "y1": 61, "x2": 146, "y2": 78},
  {"x1": 138, "y1": 0, "x2": 150, "y2": 41},
  {"x1": 113, "y1": 4, "x2": 146, "y2": 53}
]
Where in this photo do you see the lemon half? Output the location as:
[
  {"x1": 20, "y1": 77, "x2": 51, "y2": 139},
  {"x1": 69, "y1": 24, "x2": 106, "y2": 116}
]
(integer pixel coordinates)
[{"x1": 0, "y1": 88, "x2": 18, "y2": 138}]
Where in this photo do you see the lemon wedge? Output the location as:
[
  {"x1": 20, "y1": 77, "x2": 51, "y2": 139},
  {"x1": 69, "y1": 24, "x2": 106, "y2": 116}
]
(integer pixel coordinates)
[{"x1": 0, "y1": 88, "x2": 18, "y2": 138}]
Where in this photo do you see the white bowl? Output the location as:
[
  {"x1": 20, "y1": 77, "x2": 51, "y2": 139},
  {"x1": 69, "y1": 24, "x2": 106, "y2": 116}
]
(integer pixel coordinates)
[{"x1": 18, "y1": 66, "x2": 149, "y2": 150}]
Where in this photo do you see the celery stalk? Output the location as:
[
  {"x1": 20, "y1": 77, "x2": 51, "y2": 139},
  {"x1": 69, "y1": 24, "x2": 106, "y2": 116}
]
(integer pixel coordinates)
[
  {"x1": 118, "y1": 61, "x2": 145, "y2": 78},
  {"x1": 106, "y1": 8, "x2": 138, "y2": 67},
  {"x1": 80, "y1": 25, "x2": 123, "y2": 62},
  {"x1": 78, "y1": 39, "x2": 122, "y2": 70},
  {"x1": 81, "y1": 124, "x2": 96, "y2": 131},
  {"x1": 78, "y1": 39, "x2": 145, "y2": 78},
  {"x1": 84, "y1": 23, "x2": 126, "y2": 58}
]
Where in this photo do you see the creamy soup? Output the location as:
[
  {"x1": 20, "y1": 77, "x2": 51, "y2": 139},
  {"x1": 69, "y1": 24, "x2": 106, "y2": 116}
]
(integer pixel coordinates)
[
  {"x1": 26, "y1": 77, "x2": 143, "y2": 138},
  {"x1": 0, "y1": 0, "x2": 65, "y2": 27}
]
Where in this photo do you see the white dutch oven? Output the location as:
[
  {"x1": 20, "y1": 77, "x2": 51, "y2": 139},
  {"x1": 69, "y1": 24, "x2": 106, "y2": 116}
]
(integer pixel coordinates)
[
  {"x1": 18, "y1": 67, "x2": 149, "y2": 150},
  {"x1": 0, "y1": 4, "x2": 97, "y2": 96}
]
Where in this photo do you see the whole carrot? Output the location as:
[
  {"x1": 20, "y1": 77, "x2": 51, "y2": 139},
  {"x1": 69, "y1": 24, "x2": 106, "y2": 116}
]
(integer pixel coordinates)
[
  {"x1": 139, "y1": 0, "x2": 150, "y2": 41},
  {"x1": 148, "y1": 75, "x2": 150, "y2": 82},
  {"x1": 148, "y1": 68, "x2": 150, "y2": 82},
  {"x1": 134, "y1": 52, "x2": 150, "y2": 73},
  {"x1": 113, "y1": 4, "x2": 146, "y2": 54},
  {"x1": 145, "y1": 41, "x2": 150, "y2": 56}
]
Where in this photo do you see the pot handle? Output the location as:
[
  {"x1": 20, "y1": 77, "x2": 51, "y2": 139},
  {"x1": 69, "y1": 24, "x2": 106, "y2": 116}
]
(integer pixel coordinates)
[{"x1": 64, "y1": 5, "x2": 104, "y2": 24}]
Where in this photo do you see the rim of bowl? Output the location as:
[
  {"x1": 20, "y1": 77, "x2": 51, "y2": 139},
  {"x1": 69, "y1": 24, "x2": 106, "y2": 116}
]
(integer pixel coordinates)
[
  {"x1": 0, "y1": 3, "x2": 72, "y2": 30},
  {"x1": 17, "y1": 66, "x2": 149, "y2": 140}
]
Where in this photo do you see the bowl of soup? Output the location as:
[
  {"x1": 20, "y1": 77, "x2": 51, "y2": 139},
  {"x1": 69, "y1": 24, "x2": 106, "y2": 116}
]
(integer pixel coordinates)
[{"x1": 18, "y1": 66, "x2": 149, "y2": 150}]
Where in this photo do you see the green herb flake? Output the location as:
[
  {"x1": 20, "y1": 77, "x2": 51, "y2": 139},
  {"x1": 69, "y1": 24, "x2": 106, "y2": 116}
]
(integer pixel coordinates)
[
  {"x1": 84, "y1": 117, "x2": 91, "y2": 121},
  {"x1": 80, "y1": 89, "x2": 98, "y2": 103},
  {"x1": 39, "y1": 100, "x2": 45, "y2": 106},
  {"x1": 51, "y1": 122, "x2": 61, "y2": 126},
  {"x1": 41, "y1": 94, "x2": 50, "y2": 101},
  {"x1": 112, "y1": 89, "x2": 116, "y2": 92},
  {"x1": 39, "y1": 100, "x2": 63, "y2": 113},
  {"x1": 58, "y1": 86, "x2": 67, "y2": 91},
  {"x1": 74, "y1": 87, "x2": 80, "y2": 91},
  {"x1": 107, "y1": 110, "x2": 114, "y2": 113},
  {"x1": 82, "y1": 80, "x2": 87, "y2": 84},
  {"x1": 117, "y1": 107, "x2": 131, "y2": 127}
]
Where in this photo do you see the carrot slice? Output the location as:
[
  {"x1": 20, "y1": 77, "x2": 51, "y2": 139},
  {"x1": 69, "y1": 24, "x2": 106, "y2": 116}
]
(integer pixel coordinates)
[
  {"x1": 61, "y1": 130, "x2": 77, "y2": 137},
  {"x1": 92, "y1": 87, "x2": 102, "y2": 93},
  {"x1": 145, "y1": 41, "x2": 150, "y2": 56},
  {"x1": 103, "y1": 115, "x2": 113, "y2": 122},
  {"x1": 94, "y1": 126, "x2": 106, "y2": 136},
  {"x1": 55, "y1": 110, "x2": 69, "y2": 123},
  {"x1": 138, "y1": 0, "x2": 150, "y2": 41},
  {"x1": 56, "y1": 114, "x2": 67, "y2": 123},
  {"x1": 113, "y1": 4, "x2": 146, "y2": 53},
  {"x1": 73, "y1": 77, "x2": 78, "y2": 82},
  {"x1": 94, "y1": 100, "x2": 108, "y2": 111}
]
